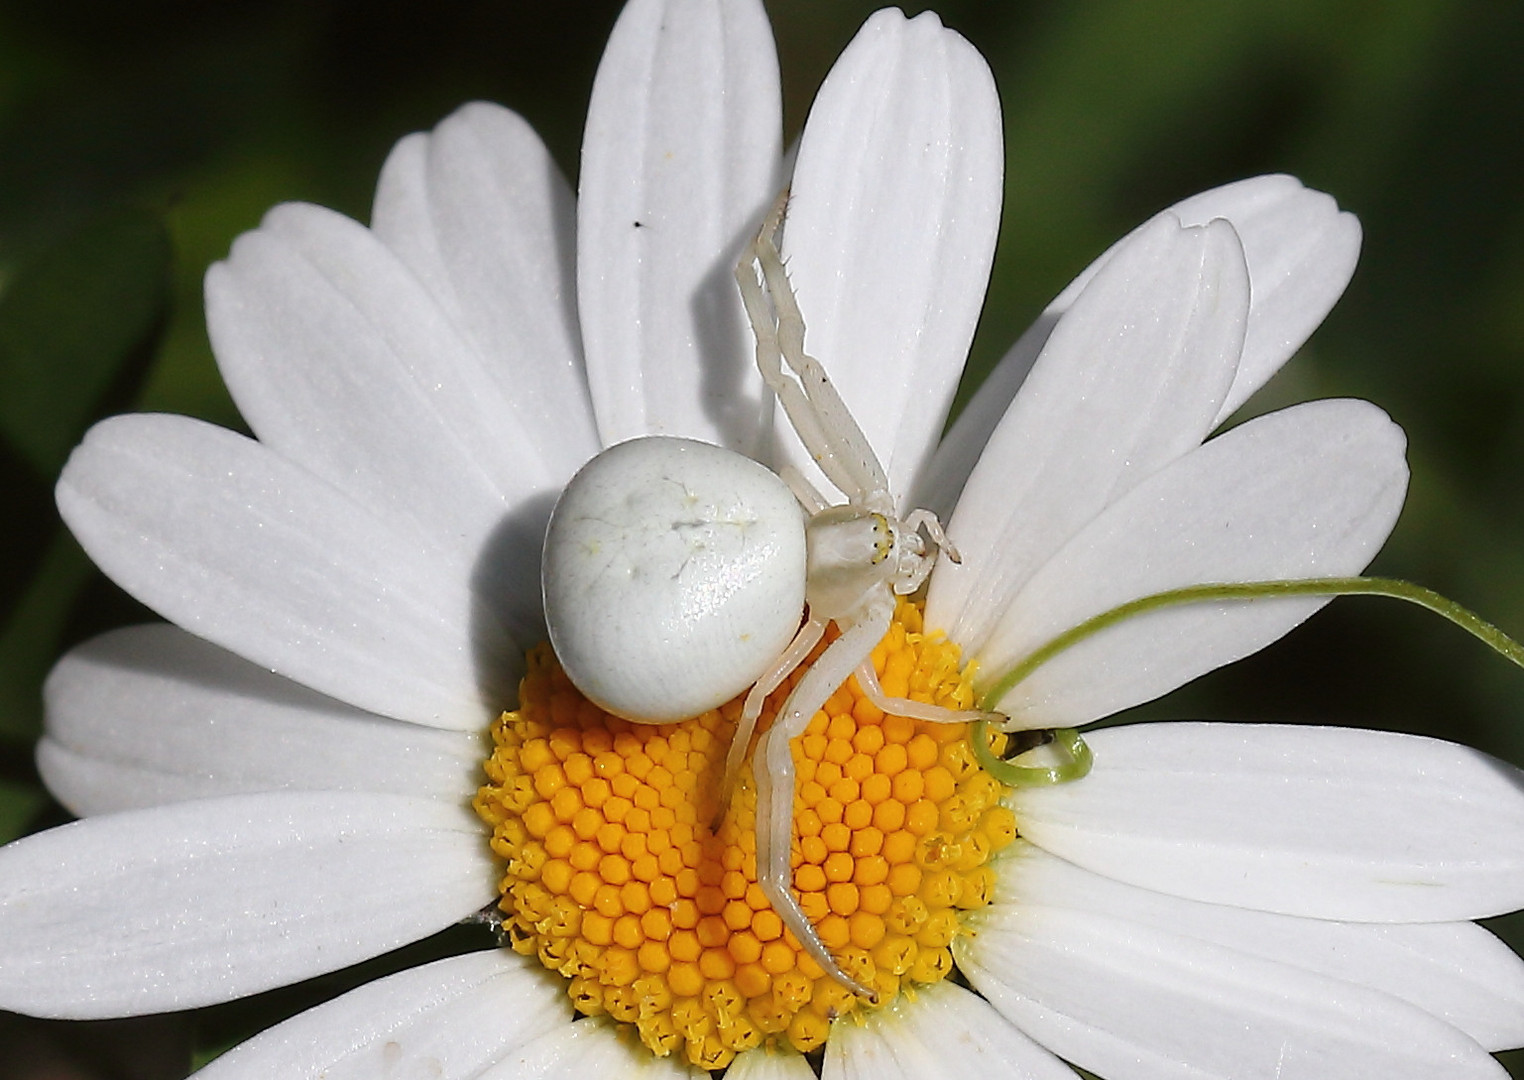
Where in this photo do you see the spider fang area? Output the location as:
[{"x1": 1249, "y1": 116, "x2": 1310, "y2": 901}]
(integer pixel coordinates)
[{"x1": 474, "y1": 600, "x2": 1016, "y2": 1070}]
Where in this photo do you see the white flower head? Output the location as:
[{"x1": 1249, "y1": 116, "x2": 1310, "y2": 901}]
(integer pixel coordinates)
[{"x1": 3, "y1": 2, "x2": 1524, "y2": 1080}]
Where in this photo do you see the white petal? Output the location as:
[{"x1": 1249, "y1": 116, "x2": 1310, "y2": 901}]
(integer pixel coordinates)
[
  {"x1": 577, "y1": 0, "x2": 782, "y2": 452},
  {"x1": 371, "y1": 101, "x2": 599, "y2": 484},
  {"x1": 0, "y1": 791, "x2": 492, "y2": 1018},
  {"x1": 481, "y1": 1015, "x2": 706, "y2": 1080},
  {"x1": 1170, "y1": 175, "x2": 1362, "y2": 422},
  {"x1": 774, "y1": 9, "x2": 1003, "y2": 504},
  {"x1": 56, "y1": 414, "x2": 516, "y2": 729},
  {"x1": 1013, "y1": 723, "x2": 1524, "y2": 922},
  {"x1": 920, "y1": 175, "x2": 1359, "y2": 515},
  {"x1": 1038, "y1": 175, "x2": 1362, "y2": 429},
  {"x1": 958, "y1": 902, "x2": 1506, "y2": 1080},
  {"x1": 821, "y1": 980, "x2": 1076, "y2": 1080},
  {"x1": 38, "y1": 624, "x2": 482, "y2": 816},
  {"x1": 206, "y1": 202, "x2": 552, "y2": 644},
  {"x1": 727, "y1": 1047, "x2": 817, "y2": 1080},
  {"x1": 996, "y1": 840, "x2": 1524, "y2": 1051},
  {"x1": 907, "y1": 303, "x2": 1057, "y2": 523},
  {"x1": 195, "y1": 950, "x2": 568, "y2": 1080},
  {"x1": 925, "y1": 215, "x2": 1248, "y2": 658},
  {"x1": 975, "y1": 398, "x2": 1407, "y2": 726}
]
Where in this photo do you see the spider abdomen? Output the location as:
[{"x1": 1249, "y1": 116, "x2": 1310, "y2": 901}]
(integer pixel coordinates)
[{"x1": 542, "y1": 436, "x2": 807, "y2": 722}]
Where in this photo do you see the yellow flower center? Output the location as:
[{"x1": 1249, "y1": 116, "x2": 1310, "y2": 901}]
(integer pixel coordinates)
[{"x1": 474, "y1": 600, "x2": 1014, "y2": 1069}]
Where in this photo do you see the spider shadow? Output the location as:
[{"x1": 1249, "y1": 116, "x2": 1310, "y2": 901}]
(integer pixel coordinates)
[
  {"x1": 689, "y1": 205, "x2": 776, "y2": 458},
  {"x1": 470, "y1": 491, "x2": 558, "y2": 711}
]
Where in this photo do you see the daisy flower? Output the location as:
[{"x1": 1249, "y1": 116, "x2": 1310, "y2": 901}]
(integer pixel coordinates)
[{"x1": 4, "y1": 1, "x2": 1524, "y2": 1079}]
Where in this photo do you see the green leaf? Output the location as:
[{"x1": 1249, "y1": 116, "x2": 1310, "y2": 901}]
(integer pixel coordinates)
[{"x1": 0, "y1": 208, "x2": 170, "y2": 478}]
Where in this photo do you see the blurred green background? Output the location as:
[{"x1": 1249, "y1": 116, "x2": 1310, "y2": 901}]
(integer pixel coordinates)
[{"x1": 1, "y1": 0, "x2": 1522, "y2": 1076}]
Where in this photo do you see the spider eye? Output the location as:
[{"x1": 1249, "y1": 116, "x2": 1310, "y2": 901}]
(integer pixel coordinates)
[{"x1": 870, "y1": 514, "x2": 894, "y2": 563}]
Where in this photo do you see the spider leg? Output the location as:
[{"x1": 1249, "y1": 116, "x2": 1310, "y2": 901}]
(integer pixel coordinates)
[
  {"x1": 891, "y1": 533, "x2": 936, "y2": 595},
  {"x1": 778, "y1": 464, "x2": 829, "y2": 515},
  {"x1": 736, "y1": 192, "x2": 888, "y2": 505},
  {"x1": 852, "y1": 659, "x2": 1001, "y2": 725},
  {"x1": 902, "y1": 508, "x2": 961, "y2": 564},
  {"x1": 736, "y1": 215, "x2": 838, "y2": 490},
  {"x1": 714, "y1": 615, "x2": 827, "y2": 828},
  {"x1": 753, "y1": 598, "x2": 893, "y2": 1001}
]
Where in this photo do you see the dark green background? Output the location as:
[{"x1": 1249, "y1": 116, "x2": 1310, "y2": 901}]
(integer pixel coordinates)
[{"x1": 2, "y1": 0, "x2": 1522, "y2": 1076}]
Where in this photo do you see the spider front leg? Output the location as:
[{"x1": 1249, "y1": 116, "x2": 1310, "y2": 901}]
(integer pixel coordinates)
[
  {"x1": 752, "y1": 597, "x2": 893, "y2": 1002},
  {"x1": 735, "y1": 192, "x2": 887, "y2": 506}
]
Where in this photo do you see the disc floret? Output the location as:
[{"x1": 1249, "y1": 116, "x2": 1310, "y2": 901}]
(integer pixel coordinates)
[{"x1": 474, "y1": 600, "x2": 1015, "y2": 1069}]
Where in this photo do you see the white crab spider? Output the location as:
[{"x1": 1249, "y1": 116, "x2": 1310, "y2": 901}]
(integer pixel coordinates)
[{"x1": 542, "y1": 195, "x2": 995, "y2": 998}]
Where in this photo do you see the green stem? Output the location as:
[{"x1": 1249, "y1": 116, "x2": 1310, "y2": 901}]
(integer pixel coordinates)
[
  {"x1": 980, "y1": 576, "x2": 1524, "y2": 710},
  {"x1": 970, "y1": 576, "x2": 1524, "y2": 790}
]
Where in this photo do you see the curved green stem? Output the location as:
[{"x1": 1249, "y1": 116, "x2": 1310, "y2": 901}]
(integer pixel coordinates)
[
  {"x1": 969, "y1": 576, "x2": 1524, "y2": 790},
  {"x1": 981, "y1": 576, "x2": 1524, "y2": 710},
  {"x1": 971, "y1": 723, "x2": 1093, "y2": 787}
]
